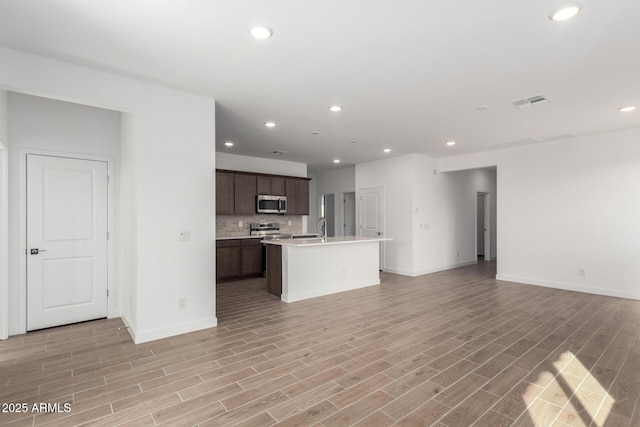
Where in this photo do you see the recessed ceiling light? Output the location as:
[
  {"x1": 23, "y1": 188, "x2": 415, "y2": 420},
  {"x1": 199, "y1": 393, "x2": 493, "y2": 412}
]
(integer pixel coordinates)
[
  {"x1": 311, "y1": 131, "x2": 320, "y2": 135},
  {"x1": 250, "y1": 26, "x2": 273, "y2": 40},
  {"x1": 349, "y1": 140, "x2": 357, "y2": 144},
  {"x1": 383, "y1": 148, "x2": 391, "y2": 153},
  {"x1": 333, "y1": 159, "x2": 341, "y2": 164},
  {"x1": 549, "y1": 4, "x2": 582, "y2": 21},
  {"x1": 475, "y1": 105, "x2": 489, "y2": 111},
  {"x1": 264, "y1": 121, "x2": 276, "y2": 128},
  {"x1": 618, "y1": 105, "x2": 637, "y2": 113},
  {"x1": 224, "y1": 141, "x2": 234, "y2": 147},
  {"x1": 446, "y1": 141, "x2": 456, "y2": 146},
  {"x1": 329, "y1": 105, "x2": 342, "y2": 112}
]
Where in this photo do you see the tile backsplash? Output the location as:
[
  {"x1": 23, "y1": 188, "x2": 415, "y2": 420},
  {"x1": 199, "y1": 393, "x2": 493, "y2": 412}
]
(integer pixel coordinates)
[{"x1": 216, "y1": 215, "x2": 304, "y2": 237}]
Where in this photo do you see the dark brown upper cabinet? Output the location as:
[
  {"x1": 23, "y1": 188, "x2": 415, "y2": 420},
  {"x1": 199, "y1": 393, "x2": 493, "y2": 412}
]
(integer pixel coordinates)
[
  {"x1": 285, "y1": 178, "x2": 298, "y2": 215},
  {"x1": 234, "y1": 174, "x2": 257, "y2": 215},
  {"x1": 216, "y1": 171, "x2": 234, "y2": 215},
  {"x1": 257, "y1": 175, "x2": 286, "y2": 196},
  {"x1": 216, "y1": 169, "x2": 309, "y2": 215}
]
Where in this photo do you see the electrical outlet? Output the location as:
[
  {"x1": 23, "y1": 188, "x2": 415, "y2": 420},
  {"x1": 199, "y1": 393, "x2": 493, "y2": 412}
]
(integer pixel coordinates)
[
  {"x1": 178, "y1": 297, "x2": 187, "y2": 309},
  {"x1": 239, "y1": 221, "x2": 243, "y2": 228},
  {"x1": 178, "y1": 230, "x2": 190, "y2": 241},
  {"x1": 456, "y1": 251, "x2": 459, "y2": 257},
  {"x1": 578, "y1": 268, "x2": 585, "y2": 277},
  {"x1": 288, "y1": 220, "x2": 292, "y2": 226}
]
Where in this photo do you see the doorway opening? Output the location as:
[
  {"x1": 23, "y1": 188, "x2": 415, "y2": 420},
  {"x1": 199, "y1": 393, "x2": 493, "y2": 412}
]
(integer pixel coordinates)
[
  {"x1": 343, "y1": 192, "x2": 356, "y2": 236},
  {"x1": 477, "y1": 192, "x2": 491, "y2": 262},
  {"x1": 320, "y1": 194, "x2": 335, "y2": 237}
]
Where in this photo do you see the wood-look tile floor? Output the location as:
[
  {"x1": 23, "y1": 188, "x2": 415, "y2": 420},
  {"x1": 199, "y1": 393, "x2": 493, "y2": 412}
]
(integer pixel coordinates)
[{"x1": 2, "y1": 261, "x2": 640, "y2": 426}]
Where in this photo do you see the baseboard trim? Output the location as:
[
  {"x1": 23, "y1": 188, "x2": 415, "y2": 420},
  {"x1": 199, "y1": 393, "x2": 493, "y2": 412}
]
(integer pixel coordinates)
[
  {"x1": 384, "y1": 260, "x2": 478, "y2": 278},
  {"x1": 496, "y1": 274, "x2": 640, "y2": 301},
  {"x1": 121, "y1": 315, "x2": 218, "y2": 344},
  {"x1": 282, "y1": 279, "x2": 380, "y2": 303}
]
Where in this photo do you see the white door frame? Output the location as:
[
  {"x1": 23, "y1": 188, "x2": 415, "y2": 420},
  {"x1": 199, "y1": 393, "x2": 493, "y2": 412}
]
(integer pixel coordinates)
[
  {"x1": 18, "y1": 148, "x2": 115, "y2": 335},
  {"x1": 0, "y1": 142, "x2": 8, "y2": 340}
]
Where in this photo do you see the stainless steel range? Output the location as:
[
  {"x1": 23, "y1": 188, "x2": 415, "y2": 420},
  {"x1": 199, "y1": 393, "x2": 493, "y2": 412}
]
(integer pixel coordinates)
[{"x1": 249, "y1": 222, "x2": 291, "y2": 240}]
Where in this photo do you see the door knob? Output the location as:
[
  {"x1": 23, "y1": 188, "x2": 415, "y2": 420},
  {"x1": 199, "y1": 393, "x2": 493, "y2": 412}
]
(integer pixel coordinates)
[
  {"x1": 377, "y1": 232, "x2": 382, "y2": 236},
  {"x1": 30, "y1": 249, "x2": 47, "y2": 255}
]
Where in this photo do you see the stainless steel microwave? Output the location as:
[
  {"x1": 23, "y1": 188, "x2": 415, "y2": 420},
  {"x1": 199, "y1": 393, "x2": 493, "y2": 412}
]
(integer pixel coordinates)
[{"x1": 256, "y1": 195, "x2": 287, "y2": 214}]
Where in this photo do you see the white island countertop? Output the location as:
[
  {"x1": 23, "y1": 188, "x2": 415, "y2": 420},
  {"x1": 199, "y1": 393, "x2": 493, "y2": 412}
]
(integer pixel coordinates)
[
  {"x1": 262, "y1": 236, "x2": 391, "y2": 247},
  {"x1": 265, "y1": 235, "x2": 391, "y2": 303}
]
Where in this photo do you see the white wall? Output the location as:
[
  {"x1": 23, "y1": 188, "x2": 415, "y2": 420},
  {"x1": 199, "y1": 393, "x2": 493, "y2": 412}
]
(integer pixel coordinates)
[
  {"x1": 356, "y1": 154, "x2": 497, "y2": 277},
  {"x1": 216, "y1": 152, "x2": 307, "y2": 177},
  {"x1": 7, "y1": 93, "x2": 121, "y2": 335},
  {"x1": 409, "y1": 155, "x2": 497, "y2": 276},
  {"x1": 356, "y1": 155, "x2": 414, "y2": 274},
  {"x1": 441, "y1": 128, "x2": 640, "y2": 300},
  {"x1": 0, "y1": 47, "x2": 218, "y2": 342},
  {"x1": 0, "y1": 90, "x2": 7, "y2": 340}
]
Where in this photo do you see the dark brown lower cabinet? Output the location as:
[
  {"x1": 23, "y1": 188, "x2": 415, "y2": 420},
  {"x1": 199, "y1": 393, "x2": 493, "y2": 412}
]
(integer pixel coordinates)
[
  {"x1": 216, "y1": 238, "x2": 263, "y2": 282},
  {"x1": 266, "y1": 245, "x2": 282, "y2": 297},
  {"x1": 240, "y1": 239, "x2": 262, "y2": 276},
  {"x1": 216, "y1": 240, "x2": 240, "y2": 281}
]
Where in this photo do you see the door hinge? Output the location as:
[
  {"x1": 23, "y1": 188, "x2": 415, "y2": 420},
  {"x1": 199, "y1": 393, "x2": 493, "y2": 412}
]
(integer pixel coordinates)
[
  {"x1": 106, "y1": 175, "x2": 110, "y2": 184},
  {"x1": 107, "y1": 231, "x2": 110, "y2": 240},
  {"x1": 107, "y1": 289, "x2": 109, "y2": 297}
]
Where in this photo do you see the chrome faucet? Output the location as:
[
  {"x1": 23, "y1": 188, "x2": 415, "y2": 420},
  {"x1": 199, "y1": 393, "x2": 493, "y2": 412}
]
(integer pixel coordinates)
[{"x1": 317, "y1": 217, "x2": 327, "y2": 239}]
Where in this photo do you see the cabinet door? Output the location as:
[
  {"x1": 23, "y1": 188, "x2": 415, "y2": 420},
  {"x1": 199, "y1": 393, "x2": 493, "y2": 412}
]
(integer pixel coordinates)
[
  {"x1": 256, "y1": 175, "x2": 270, "y2": 194},
  {"x1": 266, "y1": 245, "x2": 282, "y2": 297},
  {"x1": 240, "y1": 239, "x2": 263, "y2": 276},
  {"x1": 297, "y1": 180, "x2": 310, "y2": 215},
  {"x1": 285, "y1": 179, "x2": 298, "y2": 215},
  {"x1": 216, "y1": 240, "x2": 240, "y2": 280},
  {"x1": 234, "y1": 174, "x2": 257, "y2": 215},
  {"x1": 216, "y1": 172, "x2": 234, "y2": 215},
  {"x1": 271, "y1": 177, "x2": 285, "y2": 196}
]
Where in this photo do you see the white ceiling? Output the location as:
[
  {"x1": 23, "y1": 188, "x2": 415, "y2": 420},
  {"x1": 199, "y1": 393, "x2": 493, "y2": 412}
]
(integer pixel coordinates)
[{"x1": 1, "y1": 1, "x2": 639, "y2": 172}]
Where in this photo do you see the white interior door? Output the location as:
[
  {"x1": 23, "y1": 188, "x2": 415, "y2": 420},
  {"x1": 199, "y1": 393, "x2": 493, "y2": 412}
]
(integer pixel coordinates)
[
  {"x1": 27, "y1": 154, "x2": 108, "y2": 331},
  {"x1": 484, "y1": 193, "x2": 491, "y2": 261},
  {"x1": 360, "y1": 187, "x2": 384, "y2": 269}
]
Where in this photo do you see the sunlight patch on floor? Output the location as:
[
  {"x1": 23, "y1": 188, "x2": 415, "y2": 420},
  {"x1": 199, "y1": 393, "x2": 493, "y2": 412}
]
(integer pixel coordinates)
[{"x1": 524, "y1": 351, "x2": 614, "y2": 427}]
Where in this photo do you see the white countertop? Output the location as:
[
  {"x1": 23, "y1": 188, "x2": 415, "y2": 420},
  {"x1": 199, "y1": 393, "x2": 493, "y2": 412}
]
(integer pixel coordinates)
[
  {"x1": 216, "y1": 235, "x2": 263, "y2": 241},
  {"x1": 216, "y1": 233, "x2": 320, "y2": 241},
  {"x1": 262, "y1": 236, "x2": 392, "y2": 247}
]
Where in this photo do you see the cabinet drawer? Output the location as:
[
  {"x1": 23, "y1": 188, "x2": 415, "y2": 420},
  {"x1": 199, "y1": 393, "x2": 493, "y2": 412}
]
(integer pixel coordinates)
[
  {"x1": 241, "y1": 238, "x2": 262, "y2": 246},
  {"x1": 216, "y1": 239, "x2": 241, "y2": 248}
]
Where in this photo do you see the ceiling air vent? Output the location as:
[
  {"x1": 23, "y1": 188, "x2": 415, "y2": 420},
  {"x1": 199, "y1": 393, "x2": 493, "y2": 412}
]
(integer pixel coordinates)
[
  {"x1": 272, "y1": 150, "x2": 287, "y2": 155},
  {"x1": 512, "y1": 95, "x2": 549, "y2": 109}
]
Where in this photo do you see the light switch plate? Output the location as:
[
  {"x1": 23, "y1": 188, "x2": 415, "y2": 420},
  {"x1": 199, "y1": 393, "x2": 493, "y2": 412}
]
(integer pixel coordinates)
[{"x1": 178, "y1": 230, "x2": 191, "y2": 241}]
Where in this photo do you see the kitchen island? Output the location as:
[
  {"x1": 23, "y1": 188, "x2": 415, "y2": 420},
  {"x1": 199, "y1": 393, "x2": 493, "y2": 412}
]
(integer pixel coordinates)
[{"x1": 263, "y1": 236, "x2": 391, "y2": 302}]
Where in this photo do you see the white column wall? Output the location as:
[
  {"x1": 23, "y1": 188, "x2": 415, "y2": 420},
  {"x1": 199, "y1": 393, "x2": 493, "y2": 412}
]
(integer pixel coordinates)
[
  {"x1": 0, "y1": 47, "x2": 217, "y2": 342},
  {"x1": 356, "y1": 155, "x2": 415, "y2": 274},
  {"x1": 0, "y1": 90, "x2": 7, "y2": 340}
]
